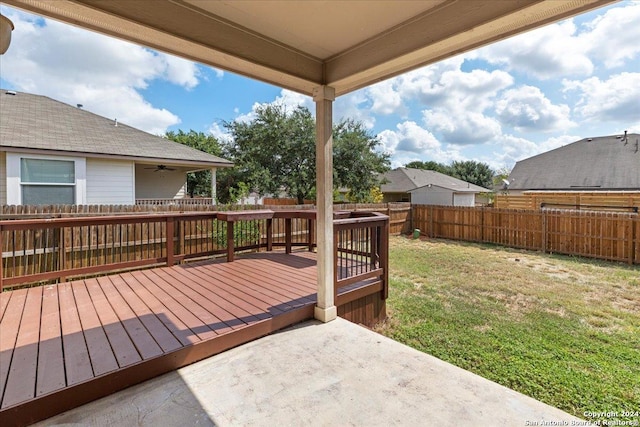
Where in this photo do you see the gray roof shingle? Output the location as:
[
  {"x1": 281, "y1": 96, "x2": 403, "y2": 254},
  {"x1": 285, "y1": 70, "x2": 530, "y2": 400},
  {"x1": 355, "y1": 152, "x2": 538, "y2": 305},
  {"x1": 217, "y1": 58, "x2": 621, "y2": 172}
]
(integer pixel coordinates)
[
  {"x1": 0, "y1": 89, "x2": 232, "y2": 167},
  {"x1": 508, "y1": 134, "x2": 640, "y2": 190},
  {"x1": 380, "y1": 168, "x2": 489, "y2": 193}
]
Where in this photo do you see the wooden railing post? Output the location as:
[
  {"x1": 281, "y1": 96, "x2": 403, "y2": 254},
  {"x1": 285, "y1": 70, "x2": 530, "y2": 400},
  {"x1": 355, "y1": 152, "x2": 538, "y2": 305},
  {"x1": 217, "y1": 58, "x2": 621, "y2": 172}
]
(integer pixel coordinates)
[
  {"x1": 166, "y1": 217, "x2": 175, "y2": 267},
  {"x1": 333, "y1": 227, "x2": 339, "y2": 302},
  {"x1": 370, "y1": 224, "x2": 378, "y2": 269},
  {"x1": 0, "y1": 225, "x2": 3, "y2": 290},
  {"x1": 307, "y1": 218, "x2": 314, "y2": 251},
  {"x1": 58, "y1": 226, "x2": 67, "y2": 283},
  {"x1": 266, "y1": 218, "x2": 273, "y2": 252},
  {"x1": 227, "y1": 220, "x2": 235, "y2": 262},
  {"x1": 285, "y1": 218, "x2": 292, "y2": 254},
  {"x1": 381, "y1": 217, "x2": 390, "y2": 300}
]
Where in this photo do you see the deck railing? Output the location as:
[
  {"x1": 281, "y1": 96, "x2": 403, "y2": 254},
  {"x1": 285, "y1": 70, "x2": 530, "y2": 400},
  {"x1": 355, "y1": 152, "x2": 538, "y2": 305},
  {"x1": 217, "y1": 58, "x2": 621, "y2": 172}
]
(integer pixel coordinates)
[
  {"x1": 334, "y1": 211, "x2": 389, "y2": 300},
  {"x1": 1, "y1": 210, "x2": 389, "y2": 295},
  {"x1": 135, "y1": 198, "x2": 215, "y2": 205}
]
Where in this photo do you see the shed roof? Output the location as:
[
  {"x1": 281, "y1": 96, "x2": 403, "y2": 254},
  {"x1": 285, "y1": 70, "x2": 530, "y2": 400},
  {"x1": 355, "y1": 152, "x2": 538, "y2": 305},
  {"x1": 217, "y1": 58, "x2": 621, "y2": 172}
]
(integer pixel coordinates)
[
  {"x1": 381, "y1": 168, "x2": 489, "y2": 194},
  {"x1": 0, "y1": 89, "x2": 233, "y2": 168},
  {"x1": 508, "y1": 134, "x2": 640, "y2": 191}
]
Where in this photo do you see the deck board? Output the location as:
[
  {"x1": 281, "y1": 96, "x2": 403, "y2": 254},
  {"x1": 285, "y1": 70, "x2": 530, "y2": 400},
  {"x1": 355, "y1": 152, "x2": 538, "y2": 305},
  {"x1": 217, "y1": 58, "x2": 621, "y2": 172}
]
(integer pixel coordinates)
[
  {"x1": 58, "y1": 282, "x2": 94, "y2": 386},
  {"x1": 0, "y1": 251, "x2": 382, "y2": 427},
  {"x1": 36, "y1": 285, "x2": 65, "y2": 397},
  {"x1": 100, "y1": 274, "x2": 165, "y2": 361},
  {"x1": 2, "y1": 287, "x2": 42, "y2": 408},
  {"x1": 0, "y1": 288, "x2": 27, "y2": 407},
  {"x1": 71, "y1": 281, "x2": 119, "y2": 377},
  {"x1": 86, "y1": 277, "x2": 145, "y2": 366}
]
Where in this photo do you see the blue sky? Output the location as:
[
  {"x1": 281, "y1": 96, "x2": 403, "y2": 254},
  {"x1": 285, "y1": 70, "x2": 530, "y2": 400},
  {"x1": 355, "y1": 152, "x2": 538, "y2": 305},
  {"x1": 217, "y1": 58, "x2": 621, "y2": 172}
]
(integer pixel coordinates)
[{"x1": 1, "y1": 2, "x2": 639, "y2": 171}]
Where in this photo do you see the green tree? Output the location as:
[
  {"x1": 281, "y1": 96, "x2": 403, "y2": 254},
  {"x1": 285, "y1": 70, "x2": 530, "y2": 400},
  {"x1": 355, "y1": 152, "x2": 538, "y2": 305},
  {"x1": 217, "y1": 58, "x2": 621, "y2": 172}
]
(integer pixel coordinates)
[
  {"x1": 165, "y1": 130, "x2": 223, "y2": 197},
  {"x1": 223, "y1": 104, "x2": 389, "y2": 204},
  {"x1": 333, "y1": 119, "x2": 390, "y2": 202},
  {"x1": 404, "y1": 160, "x2": 450, "y2": 174},
  {"x1": 448, "y1": 160, "x2": 495, "y2": 189},
  {"x1": 223, "y1": 104, "x2": 316, "y2": 204}
]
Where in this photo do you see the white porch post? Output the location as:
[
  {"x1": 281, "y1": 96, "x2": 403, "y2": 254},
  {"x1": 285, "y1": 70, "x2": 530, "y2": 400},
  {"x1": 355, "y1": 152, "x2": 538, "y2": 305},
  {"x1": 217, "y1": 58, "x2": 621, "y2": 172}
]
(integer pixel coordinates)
[
  {"x1": 210, "y1": 167, "x2": 217, "y2": 205},
  {"x1": 313, "y1": 85, "x2": 337, "y2": 323}
]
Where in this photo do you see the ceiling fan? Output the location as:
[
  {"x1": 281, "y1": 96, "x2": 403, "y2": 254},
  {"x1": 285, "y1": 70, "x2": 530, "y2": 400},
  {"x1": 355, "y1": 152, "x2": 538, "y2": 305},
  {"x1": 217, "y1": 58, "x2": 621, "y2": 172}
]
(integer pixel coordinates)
[{"x1": 144, "y1": 164, "x2": 176, "y2": 172}]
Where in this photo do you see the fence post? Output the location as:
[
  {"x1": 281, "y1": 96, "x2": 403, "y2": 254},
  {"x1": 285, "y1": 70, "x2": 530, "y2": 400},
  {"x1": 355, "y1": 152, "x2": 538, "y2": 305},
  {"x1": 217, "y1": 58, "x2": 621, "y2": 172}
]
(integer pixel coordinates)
[
  {"x1": 480, "y1": 207, "x2": 485, "y2": 243},
  {"x1": 541, "y1": 209, "x2": 547, "y2": 253},
  {"x1": 629, "y1": 215, "x2": 635, "y2": 265},
  {"x1": 429, "y1": 205, "x2": 434, "y2": 237}
]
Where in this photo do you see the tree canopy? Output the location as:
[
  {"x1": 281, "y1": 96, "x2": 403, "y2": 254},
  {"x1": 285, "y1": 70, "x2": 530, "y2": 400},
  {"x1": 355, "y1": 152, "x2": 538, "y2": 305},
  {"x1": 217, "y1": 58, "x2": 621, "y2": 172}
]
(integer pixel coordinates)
[
  {"x1": 404, "y1": 159, "x2": 495, "y2": 189},
  {"x1": 222, "y1": 104, "x2": 390, "y2": 203},
  {"x1": 165, "y1": 130, "x2": 223, "y2": 197}
]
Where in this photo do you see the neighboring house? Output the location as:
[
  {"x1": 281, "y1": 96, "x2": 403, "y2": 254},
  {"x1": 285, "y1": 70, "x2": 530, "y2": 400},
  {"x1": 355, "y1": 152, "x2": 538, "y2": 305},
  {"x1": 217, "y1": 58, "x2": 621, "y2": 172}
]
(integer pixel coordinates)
[
  {"x1": 379, "y1": 167, "x2": 490, "y2": 206},
  {"x1": 0, "y1": 89, "x2": 232, "y2": 205},
  {"x1": 506, "y1": 133, "x2": 640, "y2": 194}
]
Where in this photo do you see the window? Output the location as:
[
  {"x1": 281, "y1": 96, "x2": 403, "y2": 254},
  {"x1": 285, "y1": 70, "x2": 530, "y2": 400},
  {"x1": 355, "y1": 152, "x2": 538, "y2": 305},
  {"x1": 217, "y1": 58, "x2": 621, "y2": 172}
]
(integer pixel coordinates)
[{"x1": 21, "y1": 158, "x2": 75, "y2": 204}]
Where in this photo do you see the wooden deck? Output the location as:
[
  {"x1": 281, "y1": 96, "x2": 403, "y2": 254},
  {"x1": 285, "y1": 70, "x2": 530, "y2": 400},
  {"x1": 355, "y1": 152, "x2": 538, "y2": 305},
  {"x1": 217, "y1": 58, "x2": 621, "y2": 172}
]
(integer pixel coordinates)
[{"x1": 0, "y1": 251, "x2": 381, "y2": 427}]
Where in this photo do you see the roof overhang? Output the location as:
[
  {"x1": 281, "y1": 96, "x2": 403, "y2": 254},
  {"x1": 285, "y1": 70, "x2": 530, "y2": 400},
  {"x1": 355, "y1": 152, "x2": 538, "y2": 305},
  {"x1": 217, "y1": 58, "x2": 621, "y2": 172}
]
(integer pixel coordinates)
[
  {"x1": 2, "y1": 0, "x2": 618, "y2": 97},
  {"x1": 0, "y1": 146, "x2": 234, "y2": 169}
]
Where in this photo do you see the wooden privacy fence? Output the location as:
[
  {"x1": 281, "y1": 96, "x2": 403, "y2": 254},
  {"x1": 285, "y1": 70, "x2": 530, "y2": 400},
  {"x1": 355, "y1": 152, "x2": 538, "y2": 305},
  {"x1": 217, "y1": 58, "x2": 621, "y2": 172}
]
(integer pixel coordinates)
[
  {"x1": 495, "y1": 191, "x2": 640, "y2": 211},
  {"x1": 412, "y1": 205, "x2": 640, "y2": 265}
]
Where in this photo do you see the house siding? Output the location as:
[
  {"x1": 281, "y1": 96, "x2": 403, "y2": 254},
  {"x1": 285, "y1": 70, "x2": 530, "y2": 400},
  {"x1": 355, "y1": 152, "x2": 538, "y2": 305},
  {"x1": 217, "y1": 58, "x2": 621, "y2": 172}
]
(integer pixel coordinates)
[
  {"x1": 411, "y1": 188, "x2": 453, "y2": 206},
  {"x1": 86, "y1": 158, "x2": 135, "y2": 205},
  {"x1": 135, "y1": 164, "x2": 188, "y2": 200},
  {"x1": 453, "y1": 193, "x2": 475, "y2": 207},
  {"x1": 0, "y1": 151, "x2": 6, "y2": 205}
]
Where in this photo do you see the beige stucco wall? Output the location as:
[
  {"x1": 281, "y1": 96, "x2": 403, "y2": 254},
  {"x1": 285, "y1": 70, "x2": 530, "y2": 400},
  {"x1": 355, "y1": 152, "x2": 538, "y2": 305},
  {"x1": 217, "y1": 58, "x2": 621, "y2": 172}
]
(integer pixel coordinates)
[{"x1": 135, "y1": 164, "x2": 187, "y2": 199}]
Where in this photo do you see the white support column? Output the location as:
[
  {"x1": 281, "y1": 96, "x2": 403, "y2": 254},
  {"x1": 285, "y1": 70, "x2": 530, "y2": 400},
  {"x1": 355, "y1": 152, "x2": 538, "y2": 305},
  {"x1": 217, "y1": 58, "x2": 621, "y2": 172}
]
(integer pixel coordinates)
[
  {"x1": 313, "y1": 85, "x2": 337, "y2": 323},
  {"x1": 210, "y1": 167, "x2": 217, "y2": 205}
]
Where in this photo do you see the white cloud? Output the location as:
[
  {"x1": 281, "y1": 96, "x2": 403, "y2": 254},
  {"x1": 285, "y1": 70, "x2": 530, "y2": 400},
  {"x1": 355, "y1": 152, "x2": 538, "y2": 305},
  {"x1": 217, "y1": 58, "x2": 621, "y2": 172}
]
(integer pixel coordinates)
[
  {"x1": 273, "y1": 89, "x2": 314, "y2": 112},
  {"x1": 469, "y1": 20, "x2": 593, "y2": 79},
  {"x1": 335, "y1": 90, "x2": 375, "y2": 129},
  {"x1": 582, "y1": 2, "x2": 640, "y2": 69},
  {"x1": 208, "y1": 122, "x2": 233, "y2": 144},
  {"x1": 0, "y1": 8, "x2": 202, "y2": 134},
  {"x1": 367, "y1": 80, "x2": 405, "y2": 116},
  {"x1": 469, "y1": 3, "x2": 640, "y2": 80},
  {"x1": 489, "y1": 134, "x2": 580, "y2": 168},
  {"x1": 377, "y1": 121, "x2": 462, "y2": 167},
  {"x1": 563, "y1": 72, "x2": 640, "y2": 124},
  {"x1": 383, "y1": 64, "x2": 514, "y2": 146},
  {"x1": 423, "y1": 110, "x2": 502, "y2": 145},
  {"x1": 495, "y1": 86, "x2": 574, "y2": 132}
]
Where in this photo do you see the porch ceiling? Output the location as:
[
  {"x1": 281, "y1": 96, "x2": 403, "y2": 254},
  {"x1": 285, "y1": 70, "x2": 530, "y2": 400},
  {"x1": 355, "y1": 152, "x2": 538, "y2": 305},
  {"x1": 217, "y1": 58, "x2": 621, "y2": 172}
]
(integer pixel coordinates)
[{"x1": 3, "y1": 0, "x2": 617, "y2": 96}]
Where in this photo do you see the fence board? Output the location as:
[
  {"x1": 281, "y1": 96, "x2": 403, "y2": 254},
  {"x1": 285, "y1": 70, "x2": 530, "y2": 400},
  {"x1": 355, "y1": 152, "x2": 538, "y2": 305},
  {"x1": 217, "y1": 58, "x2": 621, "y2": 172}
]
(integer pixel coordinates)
[
  {"x1": 413, "y1": 205, "x2": 638, "y2": 265},
  {"x1": 495, "y1": 191, "x2": 640, "y2": 211}
]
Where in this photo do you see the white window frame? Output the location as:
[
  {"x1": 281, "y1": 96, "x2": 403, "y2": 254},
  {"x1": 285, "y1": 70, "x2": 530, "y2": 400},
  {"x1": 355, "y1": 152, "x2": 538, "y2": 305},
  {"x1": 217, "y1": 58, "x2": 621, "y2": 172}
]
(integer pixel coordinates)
[{"x1": 6, "y1": 152, "x2": 86, "y2": 205}]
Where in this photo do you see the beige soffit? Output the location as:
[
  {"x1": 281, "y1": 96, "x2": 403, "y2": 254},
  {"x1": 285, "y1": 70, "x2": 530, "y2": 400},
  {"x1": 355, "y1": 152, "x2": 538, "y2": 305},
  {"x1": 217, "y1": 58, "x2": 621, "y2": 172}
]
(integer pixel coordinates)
[{"x1": 4, "y1": 0, "x2": 618, "y2": 96}]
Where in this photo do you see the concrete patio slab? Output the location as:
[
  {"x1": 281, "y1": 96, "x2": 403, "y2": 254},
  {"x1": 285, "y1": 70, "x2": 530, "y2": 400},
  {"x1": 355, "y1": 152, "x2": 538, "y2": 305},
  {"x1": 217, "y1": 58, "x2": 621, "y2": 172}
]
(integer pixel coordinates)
[{"x1": 34, "y1": 318, "x2": 580, "y2": 427}]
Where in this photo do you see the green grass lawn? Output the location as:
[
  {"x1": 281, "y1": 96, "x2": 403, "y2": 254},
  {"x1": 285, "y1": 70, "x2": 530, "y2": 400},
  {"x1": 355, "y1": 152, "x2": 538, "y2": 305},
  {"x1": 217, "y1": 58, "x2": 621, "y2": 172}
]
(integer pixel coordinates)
[{"x1": 376, "y1": 236, "x2": 640, "y2": 423}]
